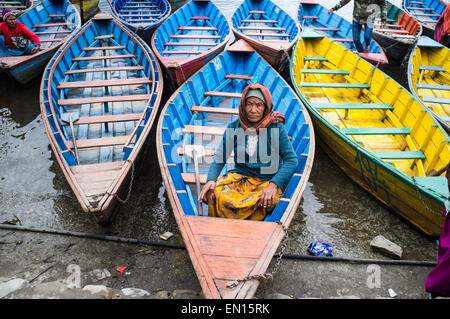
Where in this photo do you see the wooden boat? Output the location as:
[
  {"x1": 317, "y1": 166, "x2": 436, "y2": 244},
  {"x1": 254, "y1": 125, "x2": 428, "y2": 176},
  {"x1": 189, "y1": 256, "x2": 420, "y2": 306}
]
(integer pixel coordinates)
[
  {"x1": 40, "y1": 12, "x2": 163, "y2": 224},
  {"x1": 290, "y1": 28, "x2": 450, "y2": 237},
  {"x1": 296, "y1": 0, "x2": 388, "y2": 65},
  {"x1": 0, "y1": 0, "x2": 81, "y2": 86},
  {"x1": 372, "y1": 0, "x2": 422, "y2": 65},
  {"x1": 403, "y1": 0, "x2": 447, "y2": 39},
  {"x1": 231, "y1": 0, "x2": 299, "y2": 70},
  {"x1": 0, "y1": 0, "x2": 31, "y2": 14},
  {"x1": 407, "y1": 35, "x2": 450, "y2": 133},
  {"x1": 151, "y1": 0, "x2": 230, "y2": 88},
  {"x1": 156, "y1": 39, "x2": 314, "y2": 298},
  {"x1": 97, "y1": 0, "x2": 170, "y2": 42}
]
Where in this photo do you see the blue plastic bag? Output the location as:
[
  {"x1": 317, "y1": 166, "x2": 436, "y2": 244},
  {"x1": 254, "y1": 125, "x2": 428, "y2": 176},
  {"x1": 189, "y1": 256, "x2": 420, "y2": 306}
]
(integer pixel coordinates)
[{"x1": 308, "y1": 242, "x2": 333, "y2": 256}]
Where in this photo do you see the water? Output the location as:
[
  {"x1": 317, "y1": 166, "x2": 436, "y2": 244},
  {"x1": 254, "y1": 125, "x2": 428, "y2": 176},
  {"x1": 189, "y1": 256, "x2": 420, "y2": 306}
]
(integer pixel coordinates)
[{"x1": 0, "y1": 0, "x2": 438, "y2": 269}]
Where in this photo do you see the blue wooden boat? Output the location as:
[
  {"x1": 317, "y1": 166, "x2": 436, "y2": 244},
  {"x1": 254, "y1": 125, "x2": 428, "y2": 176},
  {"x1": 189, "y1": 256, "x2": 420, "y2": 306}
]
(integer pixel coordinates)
[
  {"x1": 97, "y1": 0, "x2": 170, "y2": 42},
  {"x1": 40, "y1": 12, "x2": 163, "y2": 224},
  {"x1": 403, "y1": 0, "x2": 447, "y2": 39},
  {"x1": 151, "y1": 0, "x2": 230, "y2": 88},
  {"x1": 0, "y1": 0, "x2": 31, "y2": 14},
  {"x1": 0, "y1": 0, "x2": 81, "y2": 86},
  {"x1": 297, "y1": 0, "x2": 388, "y2": 65},
  {"x1": 372, "y1": 0, "x2": 422, "y2": 65},
  {"x1": 156, "y1": 39, "x2": 315, "y2": 299},
  {"x1": 231, "y1": 0, "x2": 299, "y2": 70}
]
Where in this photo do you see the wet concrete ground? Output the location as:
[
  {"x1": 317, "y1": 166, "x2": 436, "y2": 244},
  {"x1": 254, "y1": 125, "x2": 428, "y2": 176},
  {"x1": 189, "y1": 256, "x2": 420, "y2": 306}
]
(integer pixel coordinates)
[{"x1": 0, "y1": 0, "x2": 443, "y2": 302}]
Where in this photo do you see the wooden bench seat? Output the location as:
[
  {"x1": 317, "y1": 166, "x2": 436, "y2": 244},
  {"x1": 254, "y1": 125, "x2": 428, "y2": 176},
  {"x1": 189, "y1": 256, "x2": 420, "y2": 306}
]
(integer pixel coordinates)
[
  {"x1": 340, "y1": 127, "x2": 411, "y2": 135},
  {"x1": 299, "y1": 82, "x2": 370, "y2": 89},
  {"x1": 170, "y1": 34, "x2": 221, "y2": 39},
  {"x1": 225, "y1": 74, "x2": 252, "y2": 80},
  {"x1": 419, "y1": 65, "x2": 445, "y2": 72},
  {"x1": 238, "y1": 26, "x2": 285, "y2": 31},
  {"x1": 244, "y1": 32, "x2": 290, "y2": 37},
  {"x1": 64, "y1": 66, "x2": 145, "y2": 75},
  {"x1": 66, "y1": 135, "x2": 135, "y2": 149},
  {"x1": 61, "y1": 113, "x2": 142, "y2": 126},
  {"x1": 374, "y1": 28, "x2": 409, "y2": 34},
  {"x1": 95, "y1": 34, "x2": 114, "y2": 40},
  {"x1": 181, "y1": 173, "x2": 207, "y2": 185},
  {"x1": 372, "y1": 150, "x2": 425, "y2": 159},
  {"x1": 177, "y1": 26, "x2": 218, "y2": 31},
  {"x1": 191, "y1": 105, "x2": 239, "y2": 115},
  {"x1": 406, "y1": 7, "x2": 433, "y2": 10},
  {"x1": 311, "y1": 103, "x2": 393, "y2": 110},
  {"x1": 182, "y1": 125, "x2": 225, "y2": 136},
  {"x1": 58, "y1": 94, "x2": 151, "y2": 106},
  {"x1": 331, "y1": 38, "x2": 353, "y2": 42},
  {"x1": 40, "y1": 38, "x2": 64, "y2": 43},
  {"x1": 35, "y1": 30, "x2": 71, "y2": 35},
  {"x1": 191, "y1": 16, "x2": 210, "y2": 20},
  {"x1": 33, "y1": 22, "x2": 72, "y2": 28},
  {"x1": 249, "y1": 10, "x2": 265, "y2": 14},
  {"x1": 302, "y1": 16, "x2": 319, "y2": 19},
  {"x1": 83, "y1": 45, "x2": 125, "y2": 51},
  {"x1": 162, "y1": 50, "x2": 201, "y2": 55},
  {"x1": 57, "y1": 77, "x2": 150, "y2": 89},
  {"x1": 304, "y1": 56, "x2": 327, "y2": 61},
  {"x1": 72, "y1": 54, "x2": 135, "y2": 62},
  {"x1": 204, "y1": 91, "x2": 242, "y2": 98},
  {"x1": 164, "y1": 42, "x2": 217, "y2": 47},
  {"x1": 301, "y1": 69, "x2": 350, "y2": 75},
  {"x1": 422, "y1": 96, "x2": 450, "y2": 104},
  {"x1": 241, "y1": 19, "x2": 278, "y2": 23},
  {"x1": 416, "y1": 84, "x2": 450, "y2": 90}
]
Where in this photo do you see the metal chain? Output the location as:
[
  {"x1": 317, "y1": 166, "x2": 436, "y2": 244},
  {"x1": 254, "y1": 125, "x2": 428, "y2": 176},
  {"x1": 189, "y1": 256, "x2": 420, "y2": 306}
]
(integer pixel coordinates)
[
  {"x1": 227, "y1": 221, "x2": 288, "y2": 289},
  {"x1": 111, "y1": 159, "x2": 135, "y2": 204},
  {"x1": 411, "y1": 176, "x2": 445, "y2": 217}
]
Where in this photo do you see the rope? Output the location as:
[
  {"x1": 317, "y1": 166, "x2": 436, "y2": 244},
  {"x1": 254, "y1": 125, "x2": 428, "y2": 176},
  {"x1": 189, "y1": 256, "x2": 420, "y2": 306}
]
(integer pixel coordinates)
[{"x1": 0, "y1": 223, "x2": 437, "y2": 267}]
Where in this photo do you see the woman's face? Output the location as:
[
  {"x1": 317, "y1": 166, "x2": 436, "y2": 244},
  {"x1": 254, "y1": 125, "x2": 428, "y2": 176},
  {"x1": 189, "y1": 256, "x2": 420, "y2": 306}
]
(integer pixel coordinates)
[
  {"x1": 6, "y1": 15, "x2": 17, "y2": 28},
  {"x1": 245, "y1": 96, "x2": 265, "y2": 123}
]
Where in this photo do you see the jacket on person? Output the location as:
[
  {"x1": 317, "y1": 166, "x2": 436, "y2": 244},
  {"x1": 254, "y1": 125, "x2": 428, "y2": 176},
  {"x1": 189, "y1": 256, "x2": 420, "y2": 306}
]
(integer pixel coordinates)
[
  {"x1": 332, "y1": 0, "x2": 387, "y2": 24},
  {"x1": 0, "y1": 21, "x2": 40, "y2": 49}
]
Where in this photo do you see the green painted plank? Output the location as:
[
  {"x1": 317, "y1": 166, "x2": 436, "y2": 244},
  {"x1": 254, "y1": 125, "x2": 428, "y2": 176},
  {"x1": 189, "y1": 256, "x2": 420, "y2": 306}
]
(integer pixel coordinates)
[
  {"x1": 304, "y1": 56, "x2": 327, "y2": 61},
  {"x1": 299, "y1": 82, "x2": 369, "y2": 88},
  {"x1": 422, "y1": 96, "x2": 450, "y2": 104},
  {"x1": 301, "y1": 69, "x2": 350, "y2": 75},
  {"x1": 372, "y1": 150, "x2": 425, "y2": 159},
  {"x1": 311, "y1": 103, "x2": 393, "y2": 109},
  {"x1": 341, "y1": 127, "x2": 411, "y2": 135}
]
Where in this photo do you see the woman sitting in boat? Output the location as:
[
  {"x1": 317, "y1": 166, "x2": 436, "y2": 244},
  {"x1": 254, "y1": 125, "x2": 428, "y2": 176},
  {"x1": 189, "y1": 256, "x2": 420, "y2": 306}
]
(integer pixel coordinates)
[
  {"x1": 0, "y1": 9, "x2": 40, "y2": 56},
  {"x1": 198, "y1": 83, "x2": 298, "y2": 221}
]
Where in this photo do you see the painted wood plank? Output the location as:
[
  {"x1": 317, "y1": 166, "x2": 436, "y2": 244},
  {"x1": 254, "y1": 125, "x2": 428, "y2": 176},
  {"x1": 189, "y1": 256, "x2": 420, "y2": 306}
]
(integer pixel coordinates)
[
  {"x1": 58, "y1": 94, "x2": 151, "y2": 106},
  {"x1": 61, "y1": 113, "x2": 142, "y2": 126},
  {"x1": 64, "y1": 66, "x2": 145, "y2": 75},
  {"x1": 66, "y1": 135, "x2": 135, "y2": 149},
  {"x1": 72, "y1": 54, "x2": 135, "y2": 62},
  {"x1": 57, "y1": 77, "x2": 151, "y2": 89}
]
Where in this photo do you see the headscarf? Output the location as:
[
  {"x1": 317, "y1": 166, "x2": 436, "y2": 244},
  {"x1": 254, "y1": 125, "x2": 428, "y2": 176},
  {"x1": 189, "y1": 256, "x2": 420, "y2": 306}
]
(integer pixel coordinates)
[
  {"x1": 2, "y1": 9, "x2": 15, "y2": 21},
  {"x1": 238, "y1": 83, "x2": 285, "y2": 132}
]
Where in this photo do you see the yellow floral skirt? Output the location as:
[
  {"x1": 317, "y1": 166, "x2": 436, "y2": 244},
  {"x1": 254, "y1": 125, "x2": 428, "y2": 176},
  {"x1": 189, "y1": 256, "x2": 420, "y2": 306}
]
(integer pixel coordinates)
[{"x1": 205, "y1": 173, "x2": 282, "y2": 221}]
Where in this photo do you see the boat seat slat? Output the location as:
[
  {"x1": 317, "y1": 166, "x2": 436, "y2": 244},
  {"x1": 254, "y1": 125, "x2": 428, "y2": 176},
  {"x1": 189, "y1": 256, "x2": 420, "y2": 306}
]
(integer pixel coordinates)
[
  {"x1": 340, "y1": 127, "x2": 411, "y2": 135},
  {"x1": 416, "y1": 84, "x2": 450, "y2": 91},
  {"x1": 66, "y1": 135, "x2": 135, "y2": 149},
  {"x1": 177, "y1": 26, "x2": 218, "y2": 31},
  {"x1": 244, "y1": 32, "x2": 291, "y2": 37},
  {"x1": 58, "y1": 94, "x2": 151, "y2": 106},
  {"x1": 40, "y1": 38, "x2": 64, "y2": 42},
  {"x1": 191, "y1": 105, "x2": 239, "y2": 115},
  {"x1": 312, "y1": 27, "x2": 340, "y2": 31},
  {"x1": 34, "y1": 30, "x2": 71, "y2": 35},
  {"x1": 191, "y1": 16, "x2": 210, "y2": 20},
  {"x1": 57, "y1": 78, "x2": 151, "y2": 89},
  {"x1": 304, "y1": 56, "x2": 327, "y2": 61},
  {"x1": 162, "y1": 50, "x2": 201, "y2": 54},
  {"x1": 374, "y1": 28, "x2": 409, "y2": 34},
  {"x1": 299, "y1": 82, "x2": 369, "y2": 88},
  {"x1": 182, "y1": 125, "x2": 225, "y2": 136},
  {"x1": 170, "y1": 34, "x2": 221, "y2": 39},
  {"x1": 419, "y1": 65, "x2": 445, "y2": 72},
  {"x1": 240, "y1": 19, "x2": 278, "y2": 23},
  {"x1": 422, "y1": 96, "x2": 450, "y2": 104},
  {"x1": 181, "y1": 173, "x2": 207, "y2": 184},
  {"x1": 331, "y1": 38, "x2": 353, "y2": 42},
  {"x1": 225, "y1": 74, "x2": 252, "y2": 80},
  {"x1": 61, "y1": 113, "x2": 142, "y2": 126},
  {"x1": 94, "y1": 34, "x2": 114, "y2": 40},
  {"x1": 72, "y1": 54, "x2": 135, "y2": 61},
  {"x1": 301, "y1": 69, "x2": 350, "y2": 75},
  {"x1": 164, "y1": 42, "x2": 217, "y2": 47},
  {"x1": 238, "y1": 26, "x2": 285, "y2": 31},
  {"x1": 302, "y1": 16, "x2": 319, "y2": 19},
  {"x1": 372, "y1": 151, "x2": 425, "y2": 159},
  {"x1": 32, "y1": 22, "x2": 72, "y2": 28},
  {"x1": 406, "y1": 7, "x2": 434, "y2": 10},
  {"x1": 311, "y1": 103, "x2": 393, "y2": 110},
  {"x1": 83, "y1": 45, "x2": 126, "y2": 51},
  {"x1": 249, "y1": 10, "x2": 265, "y2": 14},
  {"x1": 204, "y1": 91, "x2": 241, "y2": 98},
  {"x1": 64, "y1": 66, "x2": 145, "y2": 75}
]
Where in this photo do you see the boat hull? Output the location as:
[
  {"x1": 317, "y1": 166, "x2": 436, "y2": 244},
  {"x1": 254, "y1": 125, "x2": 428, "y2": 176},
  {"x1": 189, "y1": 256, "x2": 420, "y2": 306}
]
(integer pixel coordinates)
[
  {"x1": 290, "y1": 29, "x2": 449, "y2": 236},
  {"x1": 40, "y1": 12, "x2": 163, "y2": 224},
  {"x1": 157, "y1": 39, "x2": 314, "y2": 298}
]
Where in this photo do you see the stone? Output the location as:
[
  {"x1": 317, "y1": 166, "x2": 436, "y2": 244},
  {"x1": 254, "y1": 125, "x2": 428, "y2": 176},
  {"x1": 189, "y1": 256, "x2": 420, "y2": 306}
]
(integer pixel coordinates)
[
  {"x1": 121, "y1": 287, "x2": 150, "y2": 298},
  {"x1": 82, "y1": 285, "x2": 110, "y2": 295},
  {"x1": 172, "y1": 289, "x2": 202, "y2": 299},
  {"x1": 0, "y1": 278, "x2": 28, "y2": 298},
  {"x1": 370, "y1": 235, "x2": 403, "y2": 259},
  {"x1": 265, "y1": 293, "x2": 293, "y2": 299}
]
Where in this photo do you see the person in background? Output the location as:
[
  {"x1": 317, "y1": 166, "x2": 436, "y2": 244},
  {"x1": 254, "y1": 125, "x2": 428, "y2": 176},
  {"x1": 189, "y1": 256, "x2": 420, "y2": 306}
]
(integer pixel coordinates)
[
  {"x1": 425, "y1": 162, "x2": 450, "y2": 298},
  {"x1": 198, "y1": 83, "x2": 298, "y2": 221},
  {"x1": 328, "y1": 0, "x2": 387, "y2": 53},
  {"x1": 0, "y1": 9, "x2": 40, "y2": 56}
]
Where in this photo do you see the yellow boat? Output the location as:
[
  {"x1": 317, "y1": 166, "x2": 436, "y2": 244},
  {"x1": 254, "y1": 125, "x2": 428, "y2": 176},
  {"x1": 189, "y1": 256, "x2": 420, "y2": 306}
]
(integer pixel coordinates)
[
  {"x1": 408, "y1": 36, "x2": 450, "y2": 134},
  {"x1": 290, "y1": 28, "x2": 450, "y2": 237}
]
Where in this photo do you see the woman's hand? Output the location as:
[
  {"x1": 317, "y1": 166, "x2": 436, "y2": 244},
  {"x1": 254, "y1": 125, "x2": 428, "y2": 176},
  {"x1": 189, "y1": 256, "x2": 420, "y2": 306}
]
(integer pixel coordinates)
[
  {"x1": 198, "y1": 180, "x2": 216, "y2": 203},
  {"x1": 31, "y1": 46, "x2": 39, "y2": 54},
  {"x1": 259, "y1": 182, "x2": 279, "y2": 208}
]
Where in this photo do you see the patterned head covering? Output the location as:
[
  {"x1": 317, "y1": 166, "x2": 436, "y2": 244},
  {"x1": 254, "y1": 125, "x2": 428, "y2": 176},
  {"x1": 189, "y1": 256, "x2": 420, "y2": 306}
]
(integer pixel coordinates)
[{"x1": 2, "y1": 9, "x2": 15, "y2": 21}]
